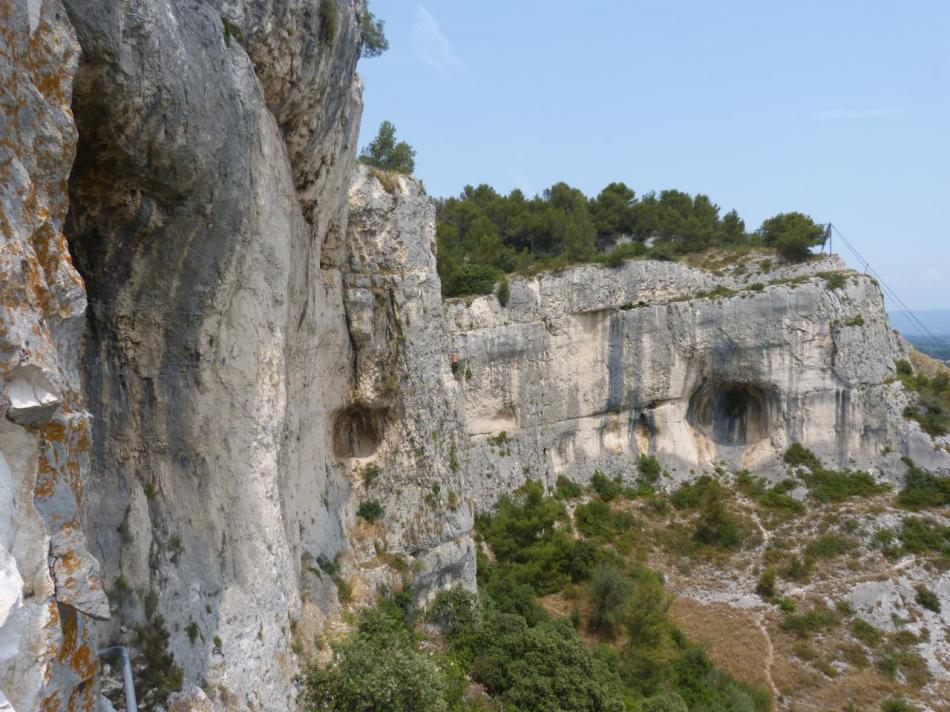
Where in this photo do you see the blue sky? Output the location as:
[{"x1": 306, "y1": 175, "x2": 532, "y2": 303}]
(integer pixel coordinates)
[{"x1": 357, "y1": 1, "x2": 949, "y2": 309}]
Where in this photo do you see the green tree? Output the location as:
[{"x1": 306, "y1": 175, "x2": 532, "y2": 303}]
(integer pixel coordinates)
[
  {"x1": 760, "y1": 212, "x2": 828, "y2": 262},
  {"x1": 305, "y1": 608, "x2": 447, "y2": 711},
  {"x1": 359, "y1": 121, "x2": 415, "y2": 174},
  {"x1": 588, "y1": 564, "x2": 633, "y2": 638},
  {"x1": 360, "y1": 3, "x2": 389, "y2": 58}
]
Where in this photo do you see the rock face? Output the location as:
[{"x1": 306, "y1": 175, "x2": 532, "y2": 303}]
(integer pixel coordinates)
[
  {"x1": 447, "y1": 256, "x2": 950, "y2": 504},
  {"x1": 59, "y1": 1, "x2": 367, "y2": 709},
  {"x1": 0, "y1": 1, "x2": 110, "y2": 710},
  {"x1": 2, "y1": 1, "x2": 948, "y2": 709}
]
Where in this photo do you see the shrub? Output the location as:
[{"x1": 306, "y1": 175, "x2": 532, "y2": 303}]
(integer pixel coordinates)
[
  {"x1": 588, "y1": 564, "x2": 633, "y2": 638},
  {"x1": 357, "y1": 500, "x2": 383, "y2": 522},
  {"x1": 844, "y1": 314, "x2": 865, "y2": 327},
  {"x1": 914, "y1": 584, "x2": 940, "y2": 613},
  {"x1": 427, "y1": 587, "x2": 480, "y2": 636},
  {"x1": 781, "y1": 606, "x2": 840, "y2": 638},
  {"x1": 574, "y1": 500, "x2": 636, "y2": 541},
  {"x1": 755, "y1": 567, "x2": 777, "y2": 598},
  {"x1": 318, "y1": 0, "x2": 339, "y2": 44},
  {"x1": 637, "y1": 455, "x2": 662, "y2": 484},
  {"x1": 820, "y1": 271, "x2": 847, "y2": 290},
  {"x1": 804, "y1": 533, "x2": 855, "y2": 560},
  {"x1": 801, "y1": 467, "x2": 888, "y2": 502},
  {"x1": 305, "y1": 608, "x2": 447, "y2": 712},
  {"x1": 496, "y1": 277, "x2": 510, "y2": 306},
  {"x1": 555, "y1": 474, "x2": 583, "y2": 499},
  {"x1": 591, "y1": 470, "x2": 624, "y2": 502},
  {"x1": 899, "y1": 517, "x2": 950, "y2": 555},
  {"x1": 851, "y1": 619, "x2": 884, "y2": 647},
  {"x1": 362, "y1": 463, "x2": 381, "y2": 487},
  {"x1": 897, "y1": 458, "x2": 950, "y2": 510},
  {"x1": 881, "y1": 698, "x2": 920, "y2": 712},
  {"x1": 783, "y1": 443, "x2": 821, "y2": 471},
  {"x1": 782, "y1": 556, "x2": 814, "y2": 583},
  {"x1": 694, "y1": 496, "x2": 744, "y2": 549},
  {"x1": 670, "y1": 475, "x2": 724, "y2": 509}
]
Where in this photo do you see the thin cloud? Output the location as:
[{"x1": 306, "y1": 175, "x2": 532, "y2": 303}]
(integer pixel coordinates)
[
  {"x1": 813, "y1": 108, "x2": 905, "y2": 120},
  {"x1": 410, "y1": 5, "x2": 467, "y2": 79}
]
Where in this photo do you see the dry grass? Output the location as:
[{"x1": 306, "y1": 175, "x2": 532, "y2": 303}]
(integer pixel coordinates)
[{"x1": 668, "y1": 598, "x2": 772, "y2": 692}]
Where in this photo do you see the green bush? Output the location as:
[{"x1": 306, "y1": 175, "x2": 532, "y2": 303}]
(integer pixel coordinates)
[
  {"x1": 305, "y1": 608, "x2": 447, "y2": 712},
  {"x1": 899, "y1": 517, "x2": 950, "y2": 555},
  {"x1": 881, "y1": 697, "x2": 920, "y2": 712},
  {"x1": 591, "y1": 470, "x2": 624, "y2": 502},
  {"x1": 781, "y1": 605, "x2": 840, "y2": 638},
  {"x1": 496, "y1": 277, "x2": 510, "y2": 306},
  {"x1": 804, "y1": 533, "x2": 855, "y2": 560},
  {"x1": 851, "y1": 619, "x2": 884, "y2": 647},
  {"x1": 574, "y1": 500, "x2": 636, "y2": 542},
  {"x1": 694, "y1": 496, "x2": 744, "y2": 549},
  {"x1": 357, "y1": 500, "x2": 383, "y2": 522},
  {"x1": 914, "y1": 584, "x2": 940, "y2": 613},
  {"x1": 755, "y1": 567, "x2": 777, "y2": 598},
  {"x1": 801, "y1": 467, "x2": 888, "y2": 502},
  {"x1": 760, "y1": 212, "x2": 828, "y2": 262},
  {"x1": 783, "y1": 443, "x2": 821, "y2": 471},
  {"x1": 637, "y1": 455, "x2": 662, "y2": 484},
  {"x1": 477, "y1": 480, "x2": 599, "y2": 593},
  {"x1": 318, "y1": 0, "x2": 339, "y2": 44},
  {"x1": 427, "y1": 587, "x2": 480, "y2": 636},
  {"x1": 670, "y1": 475, "x2": 724, "y2": 510},
  {"x1": 897, "y1": 458, "x2": 950, "y2": 510},
  {"x1": 555, "y1": 474, "x2": 583, "y2": 499},
  {"x1": 820, "y1": 271, "x2": 847, "y2": 290}
]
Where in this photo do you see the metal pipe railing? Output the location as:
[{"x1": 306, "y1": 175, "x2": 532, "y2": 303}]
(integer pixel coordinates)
[{"x1": 98, "y1": 646, "x2": 137, "y2": 712}]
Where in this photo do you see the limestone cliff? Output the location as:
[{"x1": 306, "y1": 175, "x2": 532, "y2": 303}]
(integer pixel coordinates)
[
  {"x1": 448, "y1": 257, "x2": 950, "y2": 505},
  {"x1": 0, "y1": 2, "x2": 108, "y2": 710},
  {"x1": 1, "y1": 1, "x2": 948, "y2": 710}
]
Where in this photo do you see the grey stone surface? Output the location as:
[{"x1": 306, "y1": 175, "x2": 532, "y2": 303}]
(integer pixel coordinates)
[
  {"x1": 447, "y1": 256, "x2": 950, "y2": 504},
  {"x1": 0, "y1": 1, "x2": 108, "y2": 710}
]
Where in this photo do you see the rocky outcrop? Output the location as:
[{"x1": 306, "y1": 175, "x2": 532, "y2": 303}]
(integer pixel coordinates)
[
  {"x1": 57, "y1": 1, "x2": 365, "y2": 709},
  {"x1": 0, "y1": 1, "x2": 109, "y2": 710},
  {"x1": 448, "y1": 256, "x2": 950, "y2": 504},
  {"x1": 2, "y1": 1, "x2": 947, "y2": 709}
]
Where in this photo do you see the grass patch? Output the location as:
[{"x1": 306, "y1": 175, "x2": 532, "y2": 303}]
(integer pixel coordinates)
[{"x1": 804, "y1": 532, "x2": 856, "y2": 560}]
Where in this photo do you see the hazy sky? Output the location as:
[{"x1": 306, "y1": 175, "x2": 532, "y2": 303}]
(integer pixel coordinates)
[{"x1": 357, "y1": 1, "x2": 949, "y2": 310}]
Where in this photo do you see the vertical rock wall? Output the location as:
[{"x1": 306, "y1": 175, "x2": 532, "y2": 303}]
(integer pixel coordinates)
[
  {"x1": 0, "y1": 1, "x2": 109, "y2": 709},
  {"x1": 60, "y1": 1, "x2": 365, "y2": 709}
]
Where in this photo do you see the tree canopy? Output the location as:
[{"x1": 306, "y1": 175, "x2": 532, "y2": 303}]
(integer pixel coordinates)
[
  {"x1": 436, "y1": 180, "x2": 826, "y2": 297},
  {"x1": 360, "y1": 3, "x2": 389, "y2": 58},
  {"x1": 358, "y1": 121, "x2": 415, "y2": 174},
  {"x1": 760, "y1": 212, "x2": 829, "y2": 262}
]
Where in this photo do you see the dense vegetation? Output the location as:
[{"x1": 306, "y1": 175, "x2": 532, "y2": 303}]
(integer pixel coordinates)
[
  {"x1": 435, "y1": 180, "x2": 828, "y2": 297},
  {"x1": 306, "y1": 479, "x2": 770, "y2": 711},
  {"x1": 895, "y1": 359, "x2": 950, "y2": 437}
]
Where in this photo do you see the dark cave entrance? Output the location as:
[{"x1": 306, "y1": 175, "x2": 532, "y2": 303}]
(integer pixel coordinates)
[
  {"x1": 331, "y1": 404, "x2": 387, "y2": 459},
  {"x1": 687, "y1": 381, "x2": 774, "y2": 446}
]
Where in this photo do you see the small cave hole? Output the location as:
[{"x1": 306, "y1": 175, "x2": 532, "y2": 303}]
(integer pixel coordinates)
[
  {"x1": 687, "y1": 381, "x2": 773, "y2": 446},
  {"x1": 332, "y1": 404, "x2": 386, "y2": 459}
]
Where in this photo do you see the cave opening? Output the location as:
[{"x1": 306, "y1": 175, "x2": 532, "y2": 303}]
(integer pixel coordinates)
[
  {"x1": 687, "y1": 381, "x2": 773, "y2": 446},
  {"x1": 331, "y1": 404, "x2": 387, "y2": 459}
]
